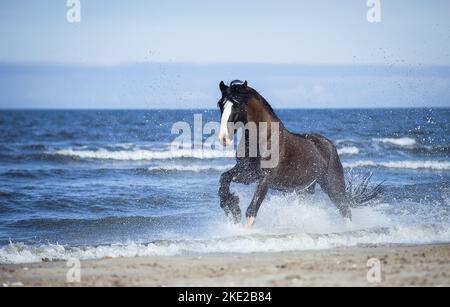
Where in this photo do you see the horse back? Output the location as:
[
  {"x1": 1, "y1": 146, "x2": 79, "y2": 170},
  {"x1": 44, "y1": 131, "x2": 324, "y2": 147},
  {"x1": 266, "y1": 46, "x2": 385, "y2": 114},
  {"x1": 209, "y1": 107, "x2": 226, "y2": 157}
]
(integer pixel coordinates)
[{"x1": 292, "y1": 133, "x2": 338, "y2": 162}]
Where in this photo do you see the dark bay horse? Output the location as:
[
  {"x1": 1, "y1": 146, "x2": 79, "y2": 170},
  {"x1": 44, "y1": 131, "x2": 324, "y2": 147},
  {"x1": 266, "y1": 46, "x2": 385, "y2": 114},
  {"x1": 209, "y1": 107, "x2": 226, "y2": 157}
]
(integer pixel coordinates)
[{"x1": 217, "y1": 80, "x2": 382, "y2": 229}]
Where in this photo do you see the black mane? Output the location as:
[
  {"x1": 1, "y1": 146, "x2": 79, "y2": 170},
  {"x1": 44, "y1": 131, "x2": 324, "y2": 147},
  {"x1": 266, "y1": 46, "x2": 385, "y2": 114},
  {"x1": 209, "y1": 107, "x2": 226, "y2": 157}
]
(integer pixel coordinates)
[{"x1": 228, "y1": 80, "x2": 277, "y2": 117}]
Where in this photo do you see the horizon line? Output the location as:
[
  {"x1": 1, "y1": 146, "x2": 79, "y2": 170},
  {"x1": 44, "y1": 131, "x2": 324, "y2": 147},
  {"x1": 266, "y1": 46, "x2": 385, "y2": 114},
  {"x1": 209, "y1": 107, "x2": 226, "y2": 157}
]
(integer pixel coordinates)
[
  {"x1": 1, "y1": 61, "x2": 450, "y2": 69},
  {"x1": 0, "y1": 106, "x2": 448, "y2": 111}
]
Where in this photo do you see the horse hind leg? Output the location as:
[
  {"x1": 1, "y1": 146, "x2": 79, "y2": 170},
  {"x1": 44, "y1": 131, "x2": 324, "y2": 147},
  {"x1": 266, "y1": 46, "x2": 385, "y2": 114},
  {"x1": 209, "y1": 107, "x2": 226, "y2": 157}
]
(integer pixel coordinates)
[
  {"x1": 308, "y1": 135, "x2": 351, "y2": 220},
  {"x1": 305, "y1": 181, "x2": 316, "y2": 194},
  {"x1": 320, "y1": 178, "x2": 352, "y2": 220},
  {"x1": 293, "y1": 181, "x2": 316, "y2": 201},
  {"x1": 319, "y1": 158, "x2": 352, "y2": 220}
]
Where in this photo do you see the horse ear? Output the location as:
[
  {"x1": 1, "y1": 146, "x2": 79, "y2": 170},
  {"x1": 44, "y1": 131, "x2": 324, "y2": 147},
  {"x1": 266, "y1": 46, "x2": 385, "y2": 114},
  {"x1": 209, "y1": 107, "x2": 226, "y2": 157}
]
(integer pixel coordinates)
[
  {"x1": 243, "y1": 80, "x2": 248, "y2": 87},
  {"x1": 219, "y1": 81, "x2": 227, "y2": 92}
]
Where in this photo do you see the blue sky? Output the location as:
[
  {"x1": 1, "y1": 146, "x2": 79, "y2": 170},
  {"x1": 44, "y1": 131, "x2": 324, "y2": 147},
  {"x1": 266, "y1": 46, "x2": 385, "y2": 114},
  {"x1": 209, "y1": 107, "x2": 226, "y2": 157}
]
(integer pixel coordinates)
[
  {"x1": 0, "y1": 0, "x2": 450, "y2": 108},
  {"x1": 1, "y1": 0, "x2": 450, "y2": 65}
]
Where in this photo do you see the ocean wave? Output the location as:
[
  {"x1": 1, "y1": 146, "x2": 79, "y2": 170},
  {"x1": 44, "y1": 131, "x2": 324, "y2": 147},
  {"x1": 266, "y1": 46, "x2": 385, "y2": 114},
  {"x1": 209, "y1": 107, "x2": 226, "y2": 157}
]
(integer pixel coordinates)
[
  {"x1": 343, "y1": 160, "x2": 450, "y2": 171},
  {"x1": 8, "y1": 214, "x2": 198, "y2": 229},
  {"x1": 337, "y1": 146, "x2": 360, "y2": 156},
  {"x1": 0, "y1": 168, "x2": 71, "y2": 179},
  {"x1": 0, "y1": 152, "x2": 77, "y2": 163},
  {"x1": 373, "y1": 137, "x2": 416, "y2": 147},
  {"x1": 0, "y1": 170, "x2": 37, "y2": 179},
  {"x1": 147, "y1": 164, "x2": 235, "y2": 173},
  {"x1": 1, "y1": 224, "x2": 449, "y2": 264},
  {"x1": 51, "y1": 149, "x2": 236, "y2": 161},
  {"x1": 0, "y1": 191, "x2": 25, "y2": 198},
  {"x1": 407, "y1": 145, "x2": 450, "y2": 155},
  {"x1": 19, "y1": 144, "x2": 48, "y2": 151},
  {"x1": 2, "y1": 193, "x2": 450, "y2": 264},
  {"x1": 34, "y1": 131, "x2": 77, "y2": 140}
]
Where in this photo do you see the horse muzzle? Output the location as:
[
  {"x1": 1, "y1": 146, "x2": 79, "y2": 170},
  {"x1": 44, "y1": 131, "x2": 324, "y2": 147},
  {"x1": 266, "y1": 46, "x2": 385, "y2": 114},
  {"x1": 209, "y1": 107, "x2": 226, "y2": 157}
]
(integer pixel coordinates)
[{"x1": 219, "y1": 130, "x2": 234, "y2": 147}]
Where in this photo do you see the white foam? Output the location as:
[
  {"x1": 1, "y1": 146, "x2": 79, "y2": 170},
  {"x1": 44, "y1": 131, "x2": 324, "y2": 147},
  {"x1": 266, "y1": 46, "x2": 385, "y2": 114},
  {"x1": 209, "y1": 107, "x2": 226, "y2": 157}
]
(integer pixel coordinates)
[
  {"x1": 2, "y1": 154, "x2": 449, "y2": 265},
  {"x1": 337, "y1": 146, "x2": 360, "y2": 156},
  {"x1": 253, "y1": 193, "x2": 391, "y2": 234},
  {"x1": 147, "y1": 164, "x2": 235, "y2": 172},
  {"x1": 373, "y1": 137, "x2": 416, "y2": 147},
  {"x1": 0, "y1": 194, "x2": 450, "y2": 264},
  {"x1": 1, "y1": 225, "x2": 449, "y2": 264},
  {"x1": 2, "y1": 194, "x2": 449, "y2": 264},
  {"x1": 52, "y1": 149, "x2": 235, "y2": 161},
  {"x1": 343, "y1": 160, "x2": 450, "y2": 171}
]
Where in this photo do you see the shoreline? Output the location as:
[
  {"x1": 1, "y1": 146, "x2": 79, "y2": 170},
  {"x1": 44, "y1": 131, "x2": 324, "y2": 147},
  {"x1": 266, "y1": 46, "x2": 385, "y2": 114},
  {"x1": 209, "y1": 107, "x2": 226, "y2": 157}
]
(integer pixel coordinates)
[{"x1": 1, "y1": 244, "x2": 449, "y2": 287}]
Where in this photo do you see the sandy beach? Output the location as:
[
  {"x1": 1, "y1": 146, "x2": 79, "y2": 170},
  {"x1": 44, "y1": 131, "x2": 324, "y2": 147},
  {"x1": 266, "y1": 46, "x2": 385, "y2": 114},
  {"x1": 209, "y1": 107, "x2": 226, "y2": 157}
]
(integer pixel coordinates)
[{"x1": 1, "y1": 244, "x2": 449, "y2": 287}]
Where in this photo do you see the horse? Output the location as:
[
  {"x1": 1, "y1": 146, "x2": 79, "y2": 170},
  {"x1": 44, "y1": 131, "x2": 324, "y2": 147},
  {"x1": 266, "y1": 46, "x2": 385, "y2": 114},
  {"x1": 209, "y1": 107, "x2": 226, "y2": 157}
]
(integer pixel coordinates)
[{"x1": 217, "y1": 80, "x2": 382, "y2": 229}]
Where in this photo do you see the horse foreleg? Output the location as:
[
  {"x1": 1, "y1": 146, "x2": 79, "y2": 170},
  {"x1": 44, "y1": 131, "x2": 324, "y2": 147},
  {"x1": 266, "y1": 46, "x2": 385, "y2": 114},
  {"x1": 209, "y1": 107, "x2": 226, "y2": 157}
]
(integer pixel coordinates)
[
  {"x1": 245, "y1": 177, "x2": 270, "y2": 229},
  {"x1": 219, "y1": 170, "x2": 241, "y2": 223}
]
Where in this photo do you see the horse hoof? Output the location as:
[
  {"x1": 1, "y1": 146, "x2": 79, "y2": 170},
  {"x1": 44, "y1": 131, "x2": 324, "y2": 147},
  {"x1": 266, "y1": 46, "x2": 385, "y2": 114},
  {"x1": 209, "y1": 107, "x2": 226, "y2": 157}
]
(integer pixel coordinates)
[
  {"x1": 245, "y1": 217, "x2": 256, "y2": 230},
  {"x1": 343, "y1": 217, "x2": 352, "y2": 226},
  {"x1": 220, "y1": 194, "x2": 241, "y2": 223},
  {"x1": 230, "y1": 206, "x2": 242, "y2": 224}
]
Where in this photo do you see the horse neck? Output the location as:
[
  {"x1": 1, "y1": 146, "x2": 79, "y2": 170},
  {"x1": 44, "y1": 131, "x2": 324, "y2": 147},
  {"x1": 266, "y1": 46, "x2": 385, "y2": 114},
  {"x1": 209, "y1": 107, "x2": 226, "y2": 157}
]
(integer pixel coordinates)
[
  {"x1": 246, "y1": 97, "x2": 284, "y2": 129},
  {"x1": 239, "y1": 97, "x2": 285, "y2": 160}
]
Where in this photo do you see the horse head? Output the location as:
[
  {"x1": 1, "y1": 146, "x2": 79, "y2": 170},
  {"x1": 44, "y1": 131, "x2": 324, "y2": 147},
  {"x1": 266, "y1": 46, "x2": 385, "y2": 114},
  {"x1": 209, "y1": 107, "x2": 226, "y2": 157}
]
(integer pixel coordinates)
[{"x1": 217, "y1": 80, "x2": 254, "y2": 146}]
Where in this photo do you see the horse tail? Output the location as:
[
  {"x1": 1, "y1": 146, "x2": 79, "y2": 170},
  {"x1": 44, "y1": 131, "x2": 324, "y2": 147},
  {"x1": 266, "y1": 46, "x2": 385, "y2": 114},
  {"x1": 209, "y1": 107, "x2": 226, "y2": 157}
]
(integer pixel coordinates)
[{"x1": 345, "y1": 172, "x2": 383, "y2": 208}]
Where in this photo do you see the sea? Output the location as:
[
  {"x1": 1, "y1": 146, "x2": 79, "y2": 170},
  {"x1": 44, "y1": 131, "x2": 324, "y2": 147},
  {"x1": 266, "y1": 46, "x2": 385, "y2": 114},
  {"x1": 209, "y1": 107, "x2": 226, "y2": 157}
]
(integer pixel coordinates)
[{"x1": 0, "y1": 108, "x2": 449, "y2": 264}]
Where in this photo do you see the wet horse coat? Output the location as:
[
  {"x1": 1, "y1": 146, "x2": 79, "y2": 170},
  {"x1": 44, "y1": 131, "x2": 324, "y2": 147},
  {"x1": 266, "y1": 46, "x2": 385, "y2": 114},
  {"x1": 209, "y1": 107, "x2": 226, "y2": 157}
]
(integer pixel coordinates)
[{"x1": 217, "y1": 80, "x2": 380, "y2": 228}]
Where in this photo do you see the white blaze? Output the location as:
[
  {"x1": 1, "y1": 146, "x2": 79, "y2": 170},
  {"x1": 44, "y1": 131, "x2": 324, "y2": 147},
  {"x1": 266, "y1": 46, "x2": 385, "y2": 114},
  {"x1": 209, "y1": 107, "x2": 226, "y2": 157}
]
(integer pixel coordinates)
[{"x1": 219, "y1": 100, "x2": 233, "y2": 146}]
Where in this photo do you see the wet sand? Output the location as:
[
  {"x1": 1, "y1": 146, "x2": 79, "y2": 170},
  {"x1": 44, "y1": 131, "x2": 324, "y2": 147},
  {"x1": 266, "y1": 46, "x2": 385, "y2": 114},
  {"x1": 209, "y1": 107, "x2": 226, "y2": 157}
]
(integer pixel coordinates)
[{"x1": 1, "y1": 244, "x2": 449, "y2": 287}]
